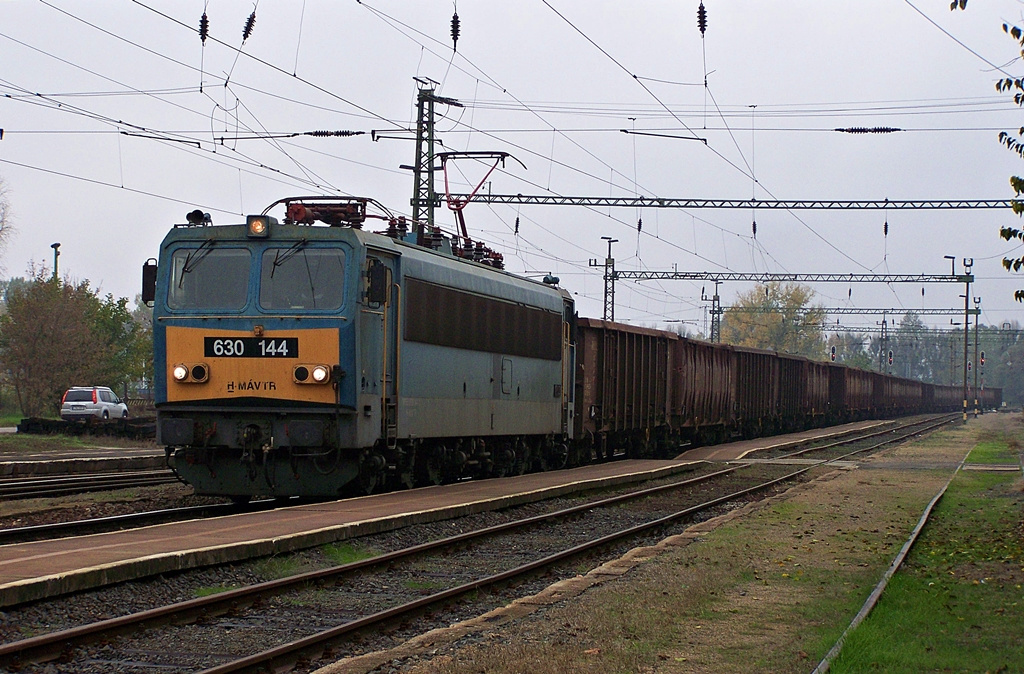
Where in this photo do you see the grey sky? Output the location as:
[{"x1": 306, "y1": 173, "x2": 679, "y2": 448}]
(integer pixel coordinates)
[{"x1": 1, "y1": 0, "x2": 1022, "y2": 332}]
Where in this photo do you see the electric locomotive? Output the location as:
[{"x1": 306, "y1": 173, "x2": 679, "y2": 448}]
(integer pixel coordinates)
[{"x1": 144, "y1": 197, "x2": 576, "y2": 501}]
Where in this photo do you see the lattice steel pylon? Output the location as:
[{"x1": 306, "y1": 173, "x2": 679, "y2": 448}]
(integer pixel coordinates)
[
  {"x1": 701, "y1": 281, "x2": 723, "y2": 342},
  {"x1": 595, "y1": 237, "x2": 618, "y2": 321},
  {"x1": 410, "y1": 80, "x2": 462, "y2": 244},
  {"x1": 411, "y1": 84, "x2": 435, "y2": 242}
]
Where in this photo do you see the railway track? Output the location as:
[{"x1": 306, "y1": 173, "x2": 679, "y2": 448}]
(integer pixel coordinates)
[
  {"x1": 755, "y1": 412, "x2": 960, "y2": 462},
  {"x1": 0, "y1": 413, "x2": 955, "y2": 674},
  {"x1": 0, "y1": 469, "x2": 179, "y2": 500}
]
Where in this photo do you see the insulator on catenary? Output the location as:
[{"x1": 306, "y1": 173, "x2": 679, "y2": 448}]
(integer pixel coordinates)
[
  {"x1": 242, "y1": 10, "x2": 256, "y2": 41},
  {"x1": 305, "y1": 130, "x2": 365, "y2": 137},
  {"x1": 451, "y1": 12, "x2": 461, "y2": 51},
  {"x1": 697, "y1": 2, "x2": 707, "y2": 35},
  {"x1": 835, "y1": 126, "x2": 901, "y2": 134},
  {"x1": 752, "y1": 219, "x2": 757, "y2": 238},
  {"x1": 199, "y1": 12, "x2": 209, "y2": 44},
  {"x1": 884, "y1": 219, "x2": 889, "y2": 237},
  {"x1": 637, "y1": 217, "x2": 642, "y2": 233},
  {"x1": 514, "y1": 216, "x2": 520, "y2": 235}
]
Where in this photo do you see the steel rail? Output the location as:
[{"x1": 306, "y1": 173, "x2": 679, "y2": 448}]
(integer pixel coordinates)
[{"x1": 0, "y1": 470, "x2": 178, "y2": 499}]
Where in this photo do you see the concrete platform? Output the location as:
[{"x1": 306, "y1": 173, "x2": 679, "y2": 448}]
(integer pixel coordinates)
[{"x1": 0, "y1": 419, "x2": 898, "y2": 609}]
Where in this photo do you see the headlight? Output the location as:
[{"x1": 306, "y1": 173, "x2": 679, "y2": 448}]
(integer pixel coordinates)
[
  {"x1": 172, "y1": 363, "x2": 209, "y2": 383},
  {"x1": 294, "y1": 364, "x2": 332, "y2": 384},
  {"x1": 246, "y1": 215, "x2": 271, "y2": 238}
]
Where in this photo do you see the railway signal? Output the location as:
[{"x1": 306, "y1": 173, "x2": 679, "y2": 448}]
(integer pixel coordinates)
[
  {"x1": 887, "y1": 350, "x2": 893, "y2": 366},
  {"x1": 830, "y1": 345, "x2": 836, "y2": 362}
]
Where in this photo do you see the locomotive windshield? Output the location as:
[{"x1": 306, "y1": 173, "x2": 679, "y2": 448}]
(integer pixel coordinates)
[
  {"x1": 167, "y1": 247, "x2": 250, "y2": 310},
  {"x1": 259, "y1": 246, "x2": 345, "y2": 311}
]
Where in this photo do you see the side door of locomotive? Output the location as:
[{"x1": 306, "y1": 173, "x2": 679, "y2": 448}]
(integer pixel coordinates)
[{"x1": 362, "y1": 250, "x2": 400, "y2": 446}]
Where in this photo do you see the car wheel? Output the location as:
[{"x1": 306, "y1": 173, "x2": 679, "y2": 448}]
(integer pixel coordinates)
[
  {"x1": 102, "y1": 410, "x2": 109, "y2": 420},
  {"x1": 122, "y1": 409, "x2": 129, "y2": 419}
]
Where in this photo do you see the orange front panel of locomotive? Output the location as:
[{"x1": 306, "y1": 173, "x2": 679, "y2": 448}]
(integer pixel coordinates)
[{"x1": 165, "y1": 326, "x2": 338, "y2": 404}]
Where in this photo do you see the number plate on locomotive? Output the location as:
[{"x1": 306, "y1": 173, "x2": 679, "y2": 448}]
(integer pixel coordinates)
[{"x1": 204, "y1": 337, "x2": 298, "y2": 358}]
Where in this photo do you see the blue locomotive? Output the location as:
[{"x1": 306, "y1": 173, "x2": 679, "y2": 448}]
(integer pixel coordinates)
[{"x1": 143, "y1": 197, "x2": 576, "y2": 500}]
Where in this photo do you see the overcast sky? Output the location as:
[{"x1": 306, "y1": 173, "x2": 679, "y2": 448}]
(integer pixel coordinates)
[{"x1": 1, "y1": 0, "x2": 1023, "y2": 334}]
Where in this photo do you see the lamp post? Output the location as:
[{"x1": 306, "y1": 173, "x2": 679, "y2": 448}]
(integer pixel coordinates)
[{"x1": 50, "y1": 243, "x2": 60, "y2": 281}]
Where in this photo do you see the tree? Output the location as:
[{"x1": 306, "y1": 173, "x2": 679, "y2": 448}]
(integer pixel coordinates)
[
  {"x1": 983, "y1": 321, "x2": 1023, "y2": 404},
  {"x1": 0, "y1": 269, "x2": 150, "y2": 416},
  {"x1": 720, "y1": 282, "x2": 826, "y2": 357},
  {"x1": 130, "y1": 294, "x2": 154, "y2": 392},
  {"x1": 827, "y1": 331, "x2": 873, "y2": 369},
  {"x1": 0, "y1": 176, "x2": 12, "y2": 267},
  {"x1": 989, "y1": 339, "x2": 1024, "y2": 405}
]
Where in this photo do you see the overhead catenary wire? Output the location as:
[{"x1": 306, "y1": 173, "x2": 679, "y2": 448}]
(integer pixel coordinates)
[
  {"x1": 130, "y1": 0, "x2": 408, "y2": 132},
  {"x1": 536, "y1": 1, "x2": 874, "y2": 273},
  {"x1": 0, "y1": 14, "x2": 366, "y2": 194},
  {"x1": 0, "y1": 9, "x2": 392, "y2": 204}
]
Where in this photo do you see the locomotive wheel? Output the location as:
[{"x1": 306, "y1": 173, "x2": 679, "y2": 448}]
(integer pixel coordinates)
[
  {"x1": 511, "y1": 440, "x2": 529, "y2": 475},
  {"x1": 533, "y1": 440, "x2": 559, "y2": 472},
  {"x1": 353, "y1": 451, "x2": 385, "y2": 495},
  {"x1": 490, "y1": 442, "x2": 514, "y2": 478},
  {"x1": 354, "y1": 469, "x2": 379, "y2": 495},
  {"x1": 545, "y1": 442, "x2": 569, "y2": 471},
  {"x1": 415, "y1": 447, "x2": 444, "y2": 487}
]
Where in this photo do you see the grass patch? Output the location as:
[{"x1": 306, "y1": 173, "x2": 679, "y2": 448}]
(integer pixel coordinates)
[
  {"x1": 404, "y1": 578, "x2": 445, "y2": 593},
  {"x1": 0, "y1": 432, "x2": 156, "y2": 454},
  {"x1": 0, "y1": 414, "x2": 25, "y2": 427},
  {"x1": 195, "y1": 585, "x2": 237, "y2": 597},
  {"x1": 830, "y1": 469, "x2": 1024, "y2": 673},
  {"x1": 967, "y1": 438, "x2": 1020, "y2": 464},
  {"x1": 252, "y1": 555, "x2": 306, "y2": 580},
  {"x1": 321, "y1": 541, "x2": 377, "y2": 566}
]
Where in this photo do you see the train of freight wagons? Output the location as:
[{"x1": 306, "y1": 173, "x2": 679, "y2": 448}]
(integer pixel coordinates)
[{"x1": 141, "y1": 196, "x2": 1000, "y2": 501}]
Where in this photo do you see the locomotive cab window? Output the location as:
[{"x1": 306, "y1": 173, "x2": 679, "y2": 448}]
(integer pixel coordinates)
[
  {"x1": 259, "y1": 247, "x2": 346, "y2": 311},
  {"x1": 168, "y1": 247, "x2": 251, "y2": 311}
]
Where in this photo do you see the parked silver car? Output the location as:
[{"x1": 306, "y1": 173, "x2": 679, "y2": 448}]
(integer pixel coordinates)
[{"x1": 60, "y1": 386, "x2": 129, "y2": 421}]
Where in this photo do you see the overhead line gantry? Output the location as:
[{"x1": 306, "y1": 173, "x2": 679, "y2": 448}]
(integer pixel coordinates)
[{"x1": 447, "y1": 194, "x2": 1015, "y2": 210}]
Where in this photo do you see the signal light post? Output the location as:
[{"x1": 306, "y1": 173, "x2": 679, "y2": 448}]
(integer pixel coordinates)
[{"x1": 973, "y1": 296, "x2": 981, "y2": 418}]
